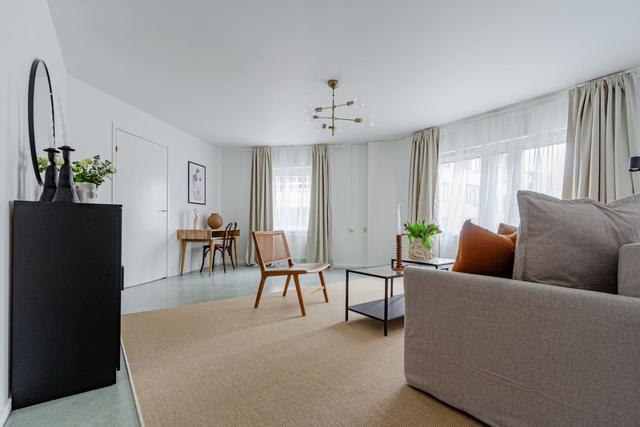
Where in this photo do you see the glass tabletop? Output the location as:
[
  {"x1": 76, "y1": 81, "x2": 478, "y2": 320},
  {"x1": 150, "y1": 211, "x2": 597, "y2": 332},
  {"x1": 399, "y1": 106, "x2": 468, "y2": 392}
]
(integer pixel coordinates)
[
  {"x1": 392, "y1": 257, "x2": 455, "y2": 267},
  {"x1": 346, "y1": 266, "x2": 404, "y2": 279}
]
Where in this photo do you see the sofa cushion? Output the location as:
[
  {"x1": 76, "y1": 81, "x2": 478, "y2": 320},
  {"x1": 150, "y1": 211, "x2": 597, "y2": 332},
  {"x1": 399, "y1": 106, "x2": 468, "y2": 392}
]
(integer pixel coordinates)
[
  {"x1": 497, "y1": 223, "x2": 518, "y2": 235},
  {"x1": 452, "y1": 220, "x2": 516, "y2": 278},
  {"x1": 513, "y1": 191, "x2": 640, "y2": 294},
  {"x1": 618, "y1": 243, "x2": 640, "y2": 298}
]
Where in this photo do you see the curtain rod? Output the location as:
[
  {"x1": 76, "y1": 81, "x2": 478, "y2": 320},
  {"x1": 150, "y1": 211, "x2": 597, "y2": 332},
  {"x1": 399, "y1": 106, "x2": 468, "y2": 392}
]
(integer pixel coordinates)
[
  {"x1": 365, "y1": 133, "x2": 413, "y2": 144},
  {"x1": 568, "y1": 66, "x2": 640, "y2": 90},
  {"x1": 241, "y1": 144, "x2": 344, "y2": 152},
  {"x1": 439, "y1": 90, "x2": 567, "y2": 131},
  {"x1": 439, "y1": 65, "x2": 640, "y2": 132}
]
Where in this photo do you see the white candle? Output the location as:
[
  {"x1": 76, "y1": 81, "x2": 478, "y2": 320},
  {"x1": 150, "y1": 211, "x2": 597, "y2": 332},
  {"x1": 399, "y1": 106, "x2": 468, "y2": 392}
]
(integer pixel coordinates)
[{"x1": 396, "y1": 204, "x2": 402, "y2": 235}]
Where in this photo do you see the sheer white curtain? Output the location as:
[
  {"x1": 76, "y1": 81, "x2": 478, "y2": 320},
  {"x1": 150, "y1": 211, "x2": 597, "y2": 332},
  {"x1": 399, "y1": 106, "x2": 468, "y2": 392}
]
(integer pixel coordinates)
[
  {"x1": 436, "y1": 95, "x2": 569, "y2": 257},
  {"x1": 272, "y1": 147, "x2": 312, "y2": 261}
]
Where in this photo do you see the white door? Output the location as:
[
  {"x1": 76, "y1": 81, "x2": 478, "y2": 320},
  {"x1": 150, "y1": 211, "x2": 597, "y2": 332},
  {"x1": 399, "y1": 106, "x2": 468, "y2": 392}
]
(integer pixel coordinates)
[{"x1": 114, "y1": 128, "x2": 168, "y2": 287}]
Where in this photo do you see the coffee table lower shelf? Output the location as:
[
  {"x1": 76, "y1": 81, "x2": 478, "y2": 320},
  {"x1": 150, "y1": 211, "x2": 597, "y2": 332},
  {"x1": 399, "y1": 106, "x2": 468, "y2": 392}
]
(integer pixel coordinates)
[{"x1": 348, "y1": 295, "x2": 405, "y2": 322}]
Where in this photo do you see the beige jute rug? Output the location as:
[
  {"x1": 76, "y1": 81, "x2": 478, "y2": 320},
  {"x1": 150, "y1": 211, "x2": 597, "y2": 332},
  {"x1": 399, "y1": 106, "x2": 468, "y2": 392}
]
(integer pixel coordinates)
[{"x1": 121, "y1": 278, "x2": 480, "y2": 426}]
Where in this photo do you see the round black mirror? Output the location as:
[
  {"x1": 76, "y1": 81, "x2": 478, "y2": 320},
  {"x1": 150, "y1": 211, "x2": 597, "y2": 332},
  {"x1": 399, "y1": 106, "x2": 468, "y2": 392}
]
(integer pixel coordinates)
[{"x1": 28, "y1": 58, "x2": 56, "y2": 186}]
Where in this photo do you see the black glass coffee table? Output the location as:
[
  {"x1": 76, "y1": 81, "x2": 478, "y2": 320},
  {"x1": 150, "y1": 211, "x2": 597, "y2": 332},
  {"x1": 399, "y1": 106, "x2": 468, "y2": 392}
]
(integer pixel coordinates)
[{"x1": 345, "y1": 266, "x2": 404, "y2": 336}]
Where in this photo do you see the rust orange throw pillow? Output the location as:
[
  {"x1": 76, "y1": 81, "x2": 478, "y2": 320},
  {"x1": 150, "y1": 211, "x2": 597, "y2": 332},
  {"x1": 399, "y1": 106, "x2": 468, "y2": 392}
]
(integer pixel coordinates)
[{"x1": 452, "y1": 220, "x2": 517, "y2": 278}]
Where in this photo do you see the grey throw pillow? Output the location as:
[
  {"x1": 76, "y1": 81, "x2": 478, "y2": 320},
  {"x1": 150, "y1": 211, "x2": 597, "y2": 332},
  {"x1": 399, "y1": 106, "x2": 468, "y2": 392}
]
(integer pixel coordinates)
[
  {"x1": 513, "y1": 191, "x2": 640, "y2": 294},
  {"x1": 497, "y1": 223, "x2": 518, "y2": 235}
]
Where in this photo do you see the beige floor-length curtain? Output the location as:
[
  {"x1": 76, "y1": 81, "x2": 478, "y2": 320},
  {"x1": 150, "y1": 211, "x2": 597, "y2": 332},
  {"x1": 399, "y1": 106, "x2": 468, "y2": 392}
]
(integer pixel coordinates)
[
  {"x1": 408, "y1": 127, "x2": 440, "y2": 223},
  {"x1": 245, "y1": 146, "x2": 273, "y2": 265},
  {"x1": 306, "y1": 144, "x2": 332, "y2": 264},
  {"x1": 562, "y1": 72, "x2": 640, "y2": 202}
]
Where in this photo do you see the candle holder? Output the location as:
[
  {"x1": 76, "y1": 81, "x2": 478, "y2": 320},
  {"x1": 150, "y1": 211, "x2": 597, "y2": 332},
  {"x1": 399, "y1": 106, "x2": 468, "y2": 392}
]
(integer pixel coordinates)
[
  {"x1": 393, "y1": 234, "x2": 404, "y2": 272},
  {"x1": 39, "y1": 147, "x2": 60, "y2": 202},
  {"x1": 52, "y1": 145, "x2": 79, "y2": 203}
]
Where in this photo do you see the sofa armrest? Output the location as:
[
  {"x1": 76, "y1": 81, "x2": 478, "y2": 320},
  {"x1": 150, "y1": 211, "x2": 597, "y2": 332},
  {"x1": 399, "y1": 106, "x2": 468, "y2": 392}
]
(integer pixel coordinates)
[
  {"x1": 403, "y1": 266, "x2": 640, "y2": 427},
  {"x1": 619, "y1": 243, "x2": 640, "y2": 298}
]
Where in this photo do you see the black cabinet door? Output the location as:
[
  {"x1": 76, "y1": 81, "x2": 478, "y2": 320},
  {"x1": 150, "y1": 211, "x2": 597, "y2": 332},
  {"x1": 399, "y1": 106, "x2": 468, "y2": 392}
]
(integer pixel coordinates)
[{"x1": 11, "y1": 201, "x2": 122, "y2": 408}]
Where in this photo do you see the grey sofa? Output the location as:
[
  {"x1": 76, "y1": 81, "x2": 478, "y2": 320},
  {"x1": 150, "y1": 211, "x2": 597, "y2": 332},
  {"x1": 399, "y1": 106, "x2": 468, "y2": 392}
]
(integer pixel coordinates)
[{"x1": 403, "y1": 243, "x2": 640, "y2": 427}]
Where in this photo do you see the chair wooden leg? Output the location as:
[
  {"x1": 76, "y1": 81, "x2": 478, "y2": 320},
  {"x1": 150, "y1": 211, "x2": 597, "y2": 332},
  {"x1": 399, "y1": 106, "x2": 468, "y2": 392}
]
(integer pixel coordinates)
[
  {"x1": 221, "y1": 249, "x2": 227, "y2": 274},
  {"x1": 200, "y1": 249, "x2": 205, "y2": 273},
  {"x1": 282, "y1": 275, "x2": 291, "y2": 297},
  {"x1": 233, "y1": 237, "x2": 239, "y2": 269},
  {"x1": 318, "y1": 271, "x2": 329, "y2": 303},
  {"x1": 209, "y1": 241, "x2": 214, "y2": 276},
  {"x1": 254, "y1": 275, "x2": 267, "y2": 308},
  {"x1": 293, "y1": 274, "x2": 306, "y2": 316},
  {"x1": 228, "y1": 247, "x2": 236, "y2": 270}
]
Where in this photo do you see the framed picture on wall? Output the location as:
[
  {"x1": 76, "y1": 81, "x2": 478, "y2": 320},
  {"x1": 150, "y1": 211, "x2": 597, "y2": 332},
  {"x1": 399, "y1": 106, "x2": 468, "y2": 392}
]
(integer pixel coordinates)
[{"x1": 188, "y1": 161, "x2": 206, "y2": 205}]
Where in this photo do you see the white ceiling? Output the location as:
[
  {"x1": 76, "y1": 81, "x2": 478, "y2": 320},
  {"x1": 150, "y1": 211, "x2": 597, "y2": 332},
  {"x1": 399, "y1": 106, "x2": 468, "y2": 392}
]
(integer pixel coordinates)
[{"x1": 48, "y1": 0, "x2": 640, "y2": 147}]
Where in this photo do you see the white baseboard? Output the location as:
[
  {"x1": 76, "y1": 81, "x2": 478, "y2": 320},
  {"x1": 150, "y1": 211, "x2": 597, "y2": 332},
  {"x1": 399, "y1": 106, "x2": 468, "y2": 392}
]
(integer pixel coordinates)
[
  {"x1": 121, "y1": 339, "x2": 144, "y2": 427},
  {"x1": 0, "y1": 398, "x2": 11, "y2": 426}
]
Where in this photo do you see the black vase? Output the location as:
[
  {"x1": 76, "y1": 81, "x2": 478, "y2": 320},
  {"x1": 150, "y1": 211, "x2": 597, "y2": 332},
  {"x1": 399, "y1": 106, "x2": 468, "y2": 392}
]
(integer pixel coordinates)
[
  {"x1": 52, "y1": 146, "x2": 79, "y2": 203},
  {"x1": 39, "y1": 147, "x2": 59, "y2": 202}
]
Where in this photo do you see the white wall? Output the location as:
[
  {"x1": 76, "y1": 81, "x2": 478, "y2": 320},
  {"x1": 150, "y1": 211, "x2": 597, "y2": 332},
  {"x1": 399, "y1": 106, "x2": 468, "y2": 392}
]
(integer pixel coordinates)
[
  {"x1": 366, "y1": 137, "x2": 412, "y2": 266},
  {"x1": 0, "y1": 0, "x2": 69, "y2": 421},
  {"x1": 67, "y1": 77, "x2": 222, "y2": 277},
  {"x1": 220, "y1": 147, "x2": 252, "y2": 263}
]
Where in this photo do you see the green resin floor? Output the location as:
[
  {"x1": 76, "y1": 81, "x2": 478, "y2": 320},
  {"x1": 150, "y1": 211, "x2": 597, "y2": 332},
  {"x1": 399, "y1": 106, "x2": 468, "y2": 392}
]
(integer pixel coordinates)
[{"x1": 5, "y1": 266, "x2": 348, "y2": 426}]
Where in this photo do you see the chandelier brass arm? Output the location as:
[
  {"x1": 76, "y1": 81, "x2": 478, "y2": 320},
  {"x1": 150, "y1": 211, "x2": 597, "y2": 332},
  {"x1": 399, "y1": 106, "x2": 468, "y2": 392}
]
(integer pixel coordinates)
[
  {"x1": 312, "y1": 116, "x2": 359, "y2": 121},
  {"x1": 314, "y1": 101, "x2": 353, "y2": 112}
]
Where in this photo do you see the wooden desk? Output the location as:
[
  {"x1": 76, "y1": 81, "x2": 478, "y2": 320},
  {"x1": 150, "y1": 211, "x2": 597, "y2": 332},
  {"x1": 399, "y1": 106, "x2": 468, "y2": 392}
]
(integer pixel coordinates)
[{"x1": 177, "y1": 229, "x2": 240, "y2": 275}]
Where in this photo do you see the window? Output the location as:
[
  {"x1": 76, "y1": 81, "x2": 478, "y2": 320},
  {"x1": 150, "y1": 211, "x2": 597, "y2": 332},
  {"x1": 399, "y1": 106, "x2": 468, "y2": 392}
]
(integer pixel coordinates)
[
  {"x1": 465, "y1": 184, "x2": 480, "y2": 206},
  {"x1": 436, "y1": 95, "x2": 568, "y2": 257},
  {"x1": 272, "y1": 148, "x2": 312, "y2": 260}
]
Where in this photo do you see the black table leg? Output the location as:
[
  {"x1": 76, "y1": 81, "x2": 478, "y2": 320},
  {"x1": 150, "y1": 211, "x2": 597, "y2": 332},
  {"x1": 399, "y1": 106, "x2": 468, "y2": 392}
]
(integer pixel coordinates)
[
  {"x1": 345, "y1": 270, "x2": 349, "y2": 321},
  {"x1": 384, "y1": 278, "x2": 388, "y2": 336},
  {"x1": 390, "y1": 277, "x2": 394, "y2": 297}
]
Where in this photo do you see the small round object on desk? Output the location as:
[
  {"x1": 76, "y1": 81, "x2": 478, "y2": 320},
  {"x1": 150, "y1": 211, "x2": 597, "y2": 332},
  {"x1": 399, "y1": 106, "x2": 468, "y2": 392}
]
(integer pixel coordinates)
[{"x1": 207, "y1": 213, "x2": 223, "y2": 229}]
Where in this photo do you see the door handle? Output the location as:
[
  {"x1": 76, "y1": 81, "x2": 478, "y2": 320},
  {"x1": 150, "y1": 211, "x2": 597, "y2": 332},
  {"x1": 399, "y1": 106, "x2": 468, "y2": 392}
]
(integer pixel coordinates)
[{"x1": 158, "y1": 209, "x2": 168, "y2": 213}]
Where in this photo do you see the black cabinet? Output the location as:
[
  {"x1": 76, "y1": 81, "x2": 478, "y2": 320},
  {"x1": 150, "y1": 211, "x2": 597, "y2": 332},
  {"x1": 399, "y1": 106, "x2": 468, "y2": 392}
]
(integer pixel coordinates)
[{"x1": 11, "y1": 201, "x2": 122, "y2": 408}]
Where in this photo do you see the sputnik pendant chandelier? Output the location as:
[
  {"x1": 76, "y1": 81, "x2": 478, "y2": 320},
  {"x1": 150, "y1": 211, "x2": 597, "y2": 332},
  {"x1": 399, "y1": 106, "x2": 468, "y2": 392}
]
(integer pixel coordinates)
[{"x1": 305, "y1": 79, "x2": 374, "y2": 136}]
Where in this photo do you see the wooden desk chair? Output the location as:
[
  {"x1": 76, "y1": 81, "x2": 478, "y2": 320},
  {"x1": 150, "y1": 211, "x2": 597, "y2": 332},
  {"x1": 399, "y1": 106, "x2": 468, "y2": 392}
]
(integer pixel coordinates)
[
  {"x1": 252, "y1": 231, "x2": 329, "y2": 316},
  {"x1": 200, "y1": 222, "x2": 237, "y2": 273}
]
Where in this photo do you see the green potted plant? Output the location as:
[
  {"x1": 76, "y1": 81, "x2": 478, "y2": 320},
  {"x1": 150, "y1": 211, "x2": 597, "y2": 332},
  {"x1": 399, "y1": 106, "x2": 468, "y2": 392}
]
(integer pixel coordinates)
[
  {"x1": 403, "y1": 220, "x2": 442, "y2": 261},
  {"x1": 72, "y1": 155, "x2": 117, "y2": 203}
]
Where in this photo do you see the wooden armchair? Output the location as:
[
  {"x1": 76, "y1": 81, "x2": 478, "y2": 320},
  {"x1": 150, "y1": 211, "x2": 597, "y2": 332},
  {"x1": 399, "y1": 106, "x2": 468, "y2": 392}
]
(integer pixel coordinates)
[{"x1": 252, "y1": 231, "x2": 330, "y2": 316}]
